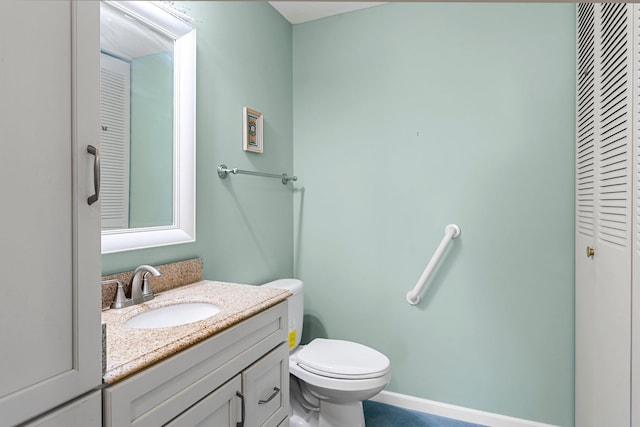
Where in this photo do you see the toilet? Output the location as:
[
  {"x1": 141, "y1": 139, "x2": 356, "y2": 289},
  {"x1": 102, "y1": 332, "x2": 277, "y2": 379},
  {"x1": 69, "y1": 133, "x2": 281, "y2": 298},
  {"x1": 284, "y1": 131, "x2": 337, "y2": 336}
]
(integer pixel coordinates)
[{"x1": 262, "y1": 279, "x2": 391, "y2": 427}]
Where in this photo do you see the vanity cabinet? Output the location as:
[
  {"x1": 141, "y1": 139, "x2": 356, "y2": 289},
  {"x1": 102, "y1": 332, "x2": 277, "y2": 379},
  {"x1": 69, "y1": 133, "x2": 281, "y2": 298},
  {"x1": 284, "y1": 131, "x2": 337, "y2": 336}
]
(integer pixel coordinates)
[
  {"x1": 166, "y1": 344, "x2": 289, "y2": 427},
  {"x1": 0, "y1": 1, "x2": 101, "y2": 426},
  {"x1": 103, "y1": 302, "x2": 290, "y2": 427}
]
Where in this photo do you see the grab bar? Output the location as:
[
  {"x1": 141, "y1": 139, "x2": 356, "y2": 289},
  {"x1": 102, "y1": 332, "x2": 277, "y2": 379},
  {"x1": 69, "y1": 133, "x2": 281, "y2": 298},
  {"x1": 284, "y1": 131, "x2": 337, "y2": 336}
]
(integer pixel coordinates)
[
  {"x1": 406, "y1": 224, "x2": 461, "y2": 305},
  {"x1": 217, "y1": 164, "x2": 297, "y2": 185}
]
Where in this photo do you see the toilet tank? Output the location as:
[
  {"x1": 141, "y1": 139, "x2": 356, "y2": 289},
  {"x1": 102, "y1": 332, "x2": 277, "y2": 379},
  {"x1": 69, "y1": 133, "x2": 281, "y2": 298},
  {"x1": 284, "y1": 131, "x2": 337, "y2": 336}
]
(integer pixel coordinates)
[{"x1": 262, "y1": 278, "x2": 303, "y2": 351}]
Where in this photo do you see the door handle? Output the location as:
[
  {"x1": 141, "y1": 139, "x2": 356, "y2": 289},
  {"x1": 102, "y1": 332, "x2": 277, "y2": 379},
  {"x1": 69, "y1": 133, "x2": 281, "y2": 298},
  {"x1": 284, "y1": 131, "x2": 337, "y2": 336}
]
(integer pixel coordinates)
[
  {"x1": 87, "y1": 145, "x2": 100, "y2": 205},
  {"x1": 586, "y1": 246, "x2": 595, "y2": 258},
  {"x1": 236, "y1": 391, "x2": 245, "y2": 427}
]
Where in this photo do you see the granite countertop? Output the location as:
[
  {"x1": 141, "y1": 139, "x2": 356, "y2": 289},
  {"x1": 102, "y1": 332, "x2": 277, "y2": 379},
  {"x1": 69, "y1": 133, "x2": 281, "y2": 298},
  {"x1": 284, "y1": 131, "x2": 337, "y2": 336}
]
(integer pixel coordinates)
[{"x1": 101, "y1": 280, "x2": 290, "y2": 384}]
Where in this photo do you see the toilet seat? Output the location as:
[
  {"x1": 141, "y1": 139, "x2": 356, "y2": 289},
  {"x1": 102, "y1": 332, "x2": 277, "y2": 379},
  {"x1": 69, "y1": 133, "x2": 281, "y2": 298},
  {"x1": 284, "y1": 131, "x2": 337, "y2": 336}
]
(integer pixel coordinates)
[{"x1": 295, "y1": 339, "x2": 390, "y2": 380}]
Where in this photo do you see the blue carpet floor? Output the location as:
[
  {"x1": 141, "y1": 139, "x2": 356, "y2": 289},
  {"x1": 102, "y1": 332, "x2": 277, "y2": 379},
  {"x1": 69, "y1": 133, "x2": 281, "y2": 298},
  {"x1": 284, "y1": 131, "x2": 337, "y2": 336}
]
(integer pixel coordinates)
[{"x1": 363, "y1": 401, "x2": 487, "y2": 427}]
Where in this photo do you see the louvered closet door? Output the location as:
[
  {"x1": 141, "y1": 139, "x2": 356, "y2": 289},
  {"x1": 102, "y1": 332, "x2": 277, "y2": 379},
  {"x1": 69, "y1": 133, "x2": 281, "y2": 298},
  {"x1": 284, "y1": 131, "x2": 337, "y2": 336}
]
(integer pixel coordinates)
[
  {"x1": 576, "y1": 4, "x2": 633, "y2": 427},
  {"x1": 632, "y1": 6, "x2": 640, "y2": 427},
  {"x1": 575, "y1": 4, "x2": 598, "y2": 425}
]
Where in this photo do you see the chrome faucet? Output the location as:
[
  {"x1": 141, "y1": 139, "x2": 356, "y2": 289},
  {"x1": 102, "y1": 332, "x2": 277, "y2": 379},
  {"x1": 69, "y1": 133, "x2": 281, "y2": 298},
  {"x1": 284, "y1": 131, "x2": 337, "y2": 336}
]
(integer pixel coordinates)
[{"x1": 130, "y1": 265, "x2": 162, "y2": 304}]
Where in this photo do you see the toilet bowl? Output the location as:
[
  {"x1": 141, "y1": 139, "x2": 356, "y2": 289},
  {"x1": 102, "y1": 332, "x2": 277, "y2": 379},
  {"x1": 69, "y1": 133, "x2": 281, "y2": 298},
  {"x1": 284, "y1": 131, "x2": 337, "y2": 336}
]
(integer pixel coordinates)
[{"x1": 262, "y1": 279, "x2": 391, "y2": 427}]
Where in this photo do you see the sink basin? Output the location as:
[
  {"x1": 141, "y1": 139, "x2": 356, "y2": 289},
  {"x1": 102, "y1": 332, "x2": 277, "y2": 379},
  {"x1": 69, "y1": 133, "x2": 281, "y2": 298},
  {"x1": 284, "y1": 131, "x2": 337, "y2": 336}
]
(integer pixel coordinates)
[{"x1": 125, "y1": 302, "x2": 221, "y2": 329}]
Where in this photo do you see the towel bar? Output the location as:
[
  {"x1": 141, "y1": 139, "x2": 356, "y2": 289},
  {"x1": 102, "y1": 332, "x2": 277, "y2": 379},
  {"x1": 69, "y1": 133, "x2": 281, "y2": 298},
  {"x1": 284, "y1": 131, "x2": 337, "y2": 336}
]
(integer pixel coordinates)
[{"x1": 217, "y1": 164, "x2": 297, "y2": 185}]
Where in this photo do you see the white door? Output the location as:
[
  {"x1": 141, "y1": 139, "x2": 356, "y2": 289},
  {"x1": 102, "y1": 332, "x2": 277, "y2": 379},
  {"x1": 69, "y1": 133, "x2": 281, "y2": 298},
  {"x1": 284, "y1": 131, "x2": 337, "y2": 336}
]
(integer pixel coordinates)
[
  {"x1": 575, "y1": 5, "x2": 598, "y2": 423},
  {"x1": 0, "y1": 1, "x2": 101, "y2": 426},
  {"x1": 632, "y1": 6, "x2": 640, "y2": 426},
  {"x1": 575, "y1": 4, "x2": 633, "y2": 427}
]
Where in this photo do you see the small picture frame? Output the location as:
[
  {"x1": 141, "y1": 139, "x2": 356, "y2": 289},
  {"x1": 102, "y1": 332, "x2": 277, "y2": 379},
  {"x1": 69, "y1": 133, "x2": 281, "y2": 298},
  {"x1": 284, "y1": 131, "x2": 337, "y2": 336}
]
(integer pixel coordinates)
[{"x1": 243, "y1": 107, "x2": 263, "y2": 153}]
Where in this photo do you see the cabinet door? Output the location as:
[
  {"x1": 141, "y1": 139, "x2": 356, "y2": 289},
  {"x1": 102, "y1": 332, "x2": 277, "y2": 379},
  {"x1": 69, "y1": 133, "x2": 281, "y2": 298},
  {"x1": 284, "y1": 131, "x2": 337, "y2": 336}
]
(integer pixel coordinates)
[
  {"x1": 0, "y1": 1, "x2": 101, "y2": 426},
  {"x1": 575, "y1": 4, "x2": 633, "y2": 427},
  {"x1": 242, "y1": 343, "x2": 290, "y2": 427},
  {"x1": 164, "y1": 376, "x2": 242, "y2": 427}
]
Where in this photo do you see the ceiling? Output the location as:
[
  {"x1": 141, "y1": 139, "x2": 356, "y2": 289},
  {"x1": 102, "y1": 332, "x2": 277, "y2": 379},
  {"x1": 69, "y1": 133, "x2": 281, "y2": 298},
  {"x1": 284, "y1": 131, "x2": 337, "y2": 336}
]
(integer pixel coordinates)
[
  {"x1": 269, "y1": 2, "x2": 385, "y2": 24},
  {"x1": 101, "y1": 2, "x2": 174, "y2": 60}
]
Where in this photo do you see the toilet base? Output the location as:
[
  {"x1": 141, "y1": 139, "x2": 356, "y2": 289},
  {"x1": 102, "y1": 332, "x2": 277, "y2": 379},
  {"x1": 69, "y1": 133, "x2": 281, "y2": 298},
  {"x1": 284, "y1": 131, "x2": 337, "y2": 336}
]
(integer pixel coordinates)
[
  {"x1": 289, "y1": 414, "x2": 313, "y2": 427},
  {"x1": 318, "y1": 400, "x2": 365, "y2": 427},
  {"x1": 290, "y1": 378, "x2": 366, "y2": 427},
  {"x1": 289, "y1": 401, "x2": 365, "y2": 427}
]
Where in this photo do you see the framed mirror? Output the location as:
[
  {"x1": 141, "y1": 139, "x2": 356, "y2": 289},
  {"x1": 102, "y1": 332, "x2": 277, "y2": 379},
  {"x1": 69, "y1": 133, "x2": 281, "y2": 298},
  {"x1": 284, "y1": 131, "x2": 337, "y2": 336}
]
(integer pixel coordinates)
[{"x1": 100, "y1": 1, "x2": 195, "y2": 254}]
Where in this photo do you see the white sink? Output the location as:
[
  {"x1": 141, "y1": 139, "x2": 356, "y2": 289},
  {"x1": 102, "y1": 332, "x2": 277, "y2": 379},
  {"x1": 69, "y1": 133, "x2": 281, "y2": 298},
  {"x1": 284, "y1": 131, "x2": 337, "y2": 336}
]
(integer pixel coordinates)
[{"x1": 125, "y1": 302, "x2": 221, "y2": 329}]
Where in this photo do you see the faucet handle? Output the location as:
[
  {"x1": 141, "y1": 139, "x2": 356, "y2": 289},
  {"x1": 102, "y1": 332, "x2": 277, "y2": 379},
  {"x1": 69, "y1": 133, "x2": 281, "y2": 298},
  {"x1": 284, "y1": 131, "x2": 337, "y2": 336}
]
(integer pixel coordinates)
[
  {"x1": 102, "y1": 279, "x2": 132, "y2": 309},
  {"x1": 141, "y1": 272, "x2": 155, "y2": 302}
]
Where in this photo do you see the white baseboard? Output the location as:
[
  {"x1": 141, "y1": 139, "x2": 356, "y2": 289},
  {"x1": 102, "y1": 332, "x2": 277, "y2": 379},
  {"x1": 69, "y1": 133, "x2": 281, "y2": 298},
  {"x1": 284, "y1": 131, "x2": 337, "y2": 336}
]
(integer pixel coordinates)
[{"x1": 369, "y1": 391, "x2": 560, "y2": 427}]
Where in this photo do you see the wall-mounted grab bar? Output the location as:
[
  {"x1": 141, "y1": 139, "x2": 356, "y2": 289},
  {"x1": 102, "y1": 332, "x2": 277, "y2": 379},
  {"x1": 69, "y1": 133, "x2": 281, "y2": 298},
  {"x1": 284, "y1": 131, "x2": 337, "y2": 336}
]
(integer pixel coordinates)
[
  {"x1": 406, "y1": 224, "x2": 461, "y2": 305},
  {"x1": 217, "y1": 164, "x2": 297, "y2": 185}
]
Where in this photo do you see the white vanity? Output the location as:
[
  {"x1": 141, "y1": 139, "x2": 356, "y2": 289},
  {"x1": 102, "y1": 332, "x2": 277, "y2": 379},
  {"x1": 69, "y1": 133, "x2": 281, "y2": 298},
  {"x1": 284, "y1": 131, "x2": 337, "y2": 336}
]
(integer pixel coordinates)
[{"x1": 101, "y1": 281, "x2": 291, "y2": 427}]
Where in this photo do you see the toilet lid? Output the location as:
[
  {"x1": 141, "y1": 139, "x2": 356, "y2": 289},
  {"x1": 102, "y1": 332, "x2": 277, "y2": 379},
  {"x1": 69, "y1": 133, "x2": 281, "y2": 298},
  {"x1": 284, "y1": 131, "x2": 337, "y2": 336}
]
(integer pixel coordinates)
[{"x1": 296, "y1": 339, "x2": 390, "y2": 380}]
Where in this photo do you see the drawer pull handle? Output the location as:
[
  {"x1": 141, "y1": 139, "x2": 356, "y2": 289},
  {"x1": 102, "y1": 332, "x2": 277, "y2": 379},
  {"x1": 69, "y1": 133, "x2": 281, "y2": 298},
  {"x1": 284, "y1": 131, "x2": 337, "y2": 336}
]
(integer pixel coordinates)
[
  {"x1": 236, "y1": 391, "x2": 245, "y2": 427},
  {"x1": 258, "y1": 387, "x2": 280, "y2": 404}
]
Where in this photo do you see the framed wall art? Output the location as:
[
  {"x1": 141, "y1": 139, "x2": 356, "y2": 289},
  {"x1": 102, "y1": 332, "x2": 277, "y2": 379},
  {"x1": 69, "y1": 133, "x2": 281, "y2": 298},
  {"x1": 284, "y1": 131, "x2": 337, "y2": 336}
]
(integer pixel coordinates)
[{"x1": 243, "y1": 107, "x2": 263, "y2": 153}]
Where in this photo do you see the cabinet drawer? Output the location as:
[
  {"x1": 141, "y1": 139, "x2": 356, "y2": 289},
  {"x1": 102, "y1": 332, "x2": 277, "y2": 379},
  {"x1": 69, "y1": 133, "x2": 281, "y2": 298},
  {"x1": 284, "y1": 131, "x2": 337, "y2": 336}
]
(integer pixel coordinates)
[
  {"x1": 165, "y1": 376, "x2": 241, "y2": 427},
  {"x1": 242, "y1": 343, "x2": 289, "y2": 427},
  {"x1": 26, "y1": 390, "x2": 101, "y2": 427}
]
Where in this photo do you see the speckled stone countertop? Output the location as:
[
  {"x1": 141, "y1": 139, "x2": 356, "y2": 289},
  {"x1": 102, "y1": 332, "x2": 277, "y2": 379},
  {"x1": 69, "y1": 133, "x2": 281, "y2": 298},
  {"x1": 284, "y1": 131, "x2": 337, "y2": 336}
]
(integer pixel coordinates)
[{"x1": 101, "y1": 280, "x2": 290, "y2": 384}]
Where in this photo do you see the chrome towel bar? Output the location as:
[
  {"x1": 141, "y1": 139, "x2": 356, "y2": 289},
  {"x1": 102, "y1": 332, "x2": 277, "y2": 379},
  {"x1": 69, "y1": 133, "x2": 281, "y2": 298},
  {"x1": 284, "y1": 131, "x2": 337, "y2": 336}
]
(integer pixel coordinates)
[{"x1": 217, "y1": 164, "x2": 297, "y2": 185}]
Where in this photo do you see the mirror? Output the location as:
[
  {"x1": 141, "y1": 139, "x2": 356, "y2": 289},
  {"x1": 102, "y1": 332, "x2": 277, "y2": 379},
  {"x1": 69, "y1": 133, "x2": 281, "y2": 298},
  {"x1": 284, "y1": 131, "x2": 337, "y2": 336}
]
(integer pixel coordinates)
[{"x1": 99, "y1": 1, "x2": 195, "y2": 254}]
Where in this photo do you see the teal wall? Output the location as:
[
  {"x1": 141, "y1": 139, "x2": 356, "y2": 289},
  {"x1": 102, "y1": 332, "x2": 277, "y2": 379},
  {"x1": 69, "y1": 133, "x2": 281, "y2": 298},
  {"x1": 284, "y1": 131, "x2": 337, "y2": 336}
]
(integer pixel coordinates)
[
  {"x1": 102, "y1": 1, "x2": 294, "y2": 285},
  {"x1": 129, "y1": 51, "x2": 174, "y2": 228},
  {"x1": 103, "y1": 2, "x2": 576, "y2": 426},
  {"x1": 292, "y1": 3, "x2": 575, "y2": 427}
]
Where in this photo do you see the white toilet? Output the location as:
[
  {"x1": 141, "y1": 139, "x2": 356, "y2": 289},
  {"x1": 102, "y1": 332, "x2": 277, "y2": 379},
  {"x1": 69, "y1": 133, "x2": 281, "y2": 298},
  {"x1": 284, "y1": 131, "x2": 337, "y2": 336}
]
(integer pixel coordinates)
[{"x1": 262, "y1": 279, "x2": 391, "y2": 427}]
